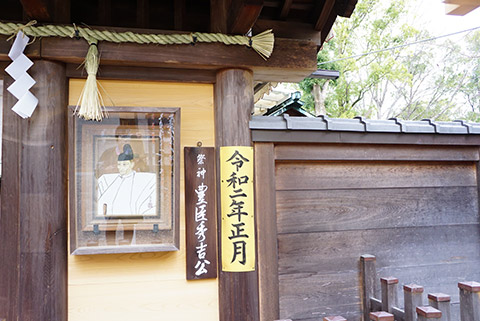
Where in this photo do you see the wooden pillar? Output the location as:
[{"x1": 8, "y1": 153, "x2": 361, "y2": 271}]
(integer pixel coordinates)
[
  {"x1": 0, "y1": 60, "x2": 67, "y2": 321},
  {"x1": 215, "y1": 68, "x2": 259, "y2": 321},
  {"x1": 458, "y1": 281, "x2": 480, "y2": 321},
  {"x1": 404, "y1": 284, "x2": 424, "y2": 321},
  {"x1": 255, "y1": 143, "x2": 279, "y2": 321},
  {"x1": 381, "y1": 277, "x2": 399, "y2": 313},
  {"x1": 428, "y1": 293, "x2": 451, "y2": 321},
  {"x1": 361, "y1": 254, "x2": 378, "y2": 320}
]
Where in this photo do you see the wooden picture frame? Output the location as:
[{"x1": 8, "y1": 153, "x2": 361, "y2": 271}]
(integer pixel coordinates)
[{"x1": 69, "y1": 106, "x2": 180, "y2": 255}]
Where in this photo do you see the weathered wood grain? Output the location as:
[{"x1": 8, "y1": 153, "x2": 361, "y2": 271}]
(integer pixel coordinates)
[
  {"x1": 459, "y1": 281, "x2": 480, "y2": 321},
  {"x1": 405, "y1": 285, "x2": 424, "y2": 321},
  {"x1": 314, "y1": 0, "x2": 335, "y2": 31},
  {"x1": 276, "y1": 186, "x2": 478, "y2": 233},
  {"x1": 255, "y1": 142, "x2": 279, "y2": 321},
  {"x1": 362, "y1": 255, "x2": 378, "y2": 321},
  {"x1": 381, "y1": 277, "x2": 399, "y2": 313},
  {"x1": 19, "y1": 61, "x2": 67, "y2": 321},
  {"x1": 0, "y1": 69, "x2": 21, "y2": 321},
  {"x1": 275, "y1": 161, "x2": 476, "y2": 191},
  {"x1": 273, "y1": 145, "x2": 480, "y2": 321},
  {"x1": 0, "y1": 61, "x2": 68, "y2": 321},
  {"x1": 228, "y1": 0, "x2": 263, "y2": 34},
  {"x1": 428, "y1": 293, "x2": 451, "y2": 321},
  {"x1": 274, "y1": 144, "x2": 480, "y2": 162},
  {"x1": 278, "y1": 225, "x2": 480, "y2": 275},
  {"x1": 215, "y1": 69, "x2": 259, "y2": 321},
  {"x1": 37, "y1": 36, "x2": 317, "y2": 82}
]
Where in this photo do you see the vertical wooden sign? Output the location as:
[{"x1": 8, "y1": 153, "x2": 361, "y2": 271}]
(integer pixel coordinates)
[
  {"x1": 184, "y1": 146, "x2": 217, "y2": 280},
  {"x1": 220, "y1": 146, "x2": 256, "y2": 272}
]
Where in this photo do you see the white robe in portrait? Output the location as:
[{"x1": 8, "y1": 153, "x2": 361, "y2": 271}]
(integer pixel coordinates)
[{"x1": 97, "y1": 171, "x2": 157, "y2": 216}]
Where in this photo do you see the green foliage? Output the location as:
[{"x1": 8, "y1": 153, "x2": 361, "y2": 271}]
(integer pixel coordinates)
[{"x1": 299, "y1": 0, "x2": 480, "y2": 121}]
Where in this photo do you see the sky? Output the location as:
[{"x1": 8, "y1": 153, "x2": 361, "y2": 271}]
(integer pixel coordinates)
[{"x1": 416, "y1": 1, "x2": 480, "y2": 36}]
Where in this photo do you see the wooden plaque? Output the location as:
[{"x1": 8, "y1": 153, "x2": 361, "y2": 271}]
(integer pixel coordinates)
[{"x1": 184, "y1": 147, "x2": 217, "y2": 280}]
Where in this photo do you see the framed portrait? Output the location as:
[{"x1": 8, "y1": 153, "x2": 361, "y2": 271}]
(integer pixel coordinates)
[{"x1": 69, "y1": 107, "x2": 180, "y2": 255}]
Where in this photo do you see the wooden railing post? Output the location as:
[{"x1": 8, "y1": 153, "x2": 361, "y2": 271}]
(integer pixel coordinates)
[
  {"x1": 416, "y1": 306, "x2": 442, "y2": 321},
  {"x1": 370, "y1": 311, "x2": 394, "y2": 321},
  {"x1": 458, "y1": 281, "x2": 480, "y2": 321},
  {"x1": 381, "y1": 277, "x2": 399, "y2": 313},
  {"x1": 428, "y1": 293, "x2": 451, "y2": 321},
  {"x1": 362, "y1": 255, "x2": 378, "y2": 320},
  {"x1": 404, "y1": 284, "x2": 424, "y2": 321}
]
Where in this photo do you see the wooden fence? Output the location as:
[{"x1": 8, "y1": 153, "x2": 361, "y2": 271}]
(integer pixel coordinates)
[
  {"x1": 287, "y1": 254, "x2": 480, "y2": 321},
  {"x1": 360, "y1": 254, "x2": 480, "y2": 321}
]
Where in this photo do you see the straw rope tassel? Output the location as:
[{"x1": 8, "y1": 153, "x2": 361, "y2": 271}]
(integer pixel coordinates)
[
  {"x1": 251, "y1": 29, "x2": 274, "y2": 60},
  {"x1": 75, "y1": 40, "x2": 106, "y2": 121}
]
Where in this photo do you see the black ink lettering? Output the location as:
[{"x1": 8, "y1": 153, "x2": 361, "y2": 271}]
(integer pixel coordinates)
[
  {"x1": 226, "y1": 172, "x2": 249, "y2": 189},
  {"x1": 229, "y1": 188, "x2": 247, "y2": 199},
  {"x1": 227, "y1": 199, "x2": 248, "y2": 221},
  {"x1": 226, "y1": 150, "x2": 250, "y2": 172},
  {"x1": 228, "y1": 222, "x2": 249, "y2": 240},
  {"x1": 231, "y1": 240, "x2": 247, "y2": 265}
]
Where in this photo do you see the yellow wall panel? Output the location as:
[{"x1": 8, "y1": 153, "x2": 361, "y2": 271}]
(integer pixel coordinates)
[{"x1": 68, "y1": 79, "x2": 218, "y2": 321}]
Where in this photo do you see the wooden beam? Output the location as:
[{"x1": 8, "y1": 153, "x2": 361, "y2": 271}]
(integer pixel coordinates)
[
  {"x1": 66, "y1": 64, "x2": 217, "y2": 83},
  {"x1": 136, "y1": 0, "x2": 150, "y2": 28},
  {"x1": 215, "y1": 69, "x2": 259, "y2": 321},
  {"x1": 253, "y1": 19, "x2": 321, "y2": 45},
  {"x1": 279, "y1": 0, "x2": 292, "y2": 19},
  {"x1": 52, "y1": 0, "x2": 70, "y2": 23},
  {"x1": 338, "y1": 0, "x2": 358, "y2": 17},
  {"x1": 20, "y1": 0, "x2": 70, "y2": 23},
  {"x1": 229, "y1": 0, "x2": 264, "y2": 34},
  {"x1": 315, "y1": 0, "x2": 335, "y2": 31},
  {"x1": 251, "y1": 130, "x2": 480, "y2": 145},
  {"x1": 98, "y1": 0, "x2": 112, "y2": 26},
  {"x1": 0, "y1": 60, "x2": 67, "y2": 321},
  {"x1": 210, "y1": 0, "x2": 229, "y2": 33},
  {"x1": 444, "y1": 3, "x2": 480, "y2": 15},
  {"x1": 0, "y1": 34, "x2": 317, "y2": 82},
  {"x1": 320, "y1": 10, "x2": 338, "y2": 44},
  {"x1": 20, "y1": 0, "x2": 52, "y2": 21},
  {"x1": 174, "y1": 0, "x2": 186, "y2": 30}
]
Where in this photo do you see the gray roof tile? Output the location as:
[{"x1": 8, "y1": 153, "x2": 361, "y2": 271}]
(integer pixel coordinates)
[{"x1": 250, "y1": 116, "x2": 480, "y2": 135}]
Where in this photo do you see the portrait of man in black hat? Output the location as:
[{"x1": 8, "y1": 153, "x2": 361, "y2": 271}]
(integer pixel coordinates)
[{"x1": 97, "y1": 143, "x2": 157, "y2": 216}]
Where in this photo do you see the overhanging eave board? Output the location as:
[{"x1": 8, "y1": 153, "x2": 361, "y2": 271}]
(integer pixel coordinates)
[{"x1": 0, "y1": 35, "x2": 317, "y2": 82}]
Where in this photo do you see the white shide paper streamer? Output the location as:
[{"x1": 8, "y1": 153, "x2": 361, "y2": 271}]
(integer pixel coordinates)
[{"x1": 5, "y1": 31, "x2": 38, "y2": 118}]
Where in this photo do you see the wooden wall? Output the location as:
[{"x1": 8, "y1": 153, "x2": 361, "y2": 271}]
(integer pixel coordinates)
[
  {"x1": 68, "y1": 79, "x2": 218, "y2": 321},
  {"x1": 272, "y1": 143, "x2": 480, "y2": 321}
]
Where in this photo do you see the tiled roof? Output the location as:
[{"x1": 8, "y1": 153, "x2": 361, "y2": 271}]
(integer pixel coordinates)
[{"x1": 250, "y1": 115, "x2": 480, "y2": 134}]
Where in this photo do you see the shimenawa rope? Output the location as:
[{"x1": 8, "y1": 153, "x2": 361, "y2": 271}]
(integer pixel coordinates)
[{"x1": 0, "y1": 21, "x2": 275, "y2": 120}]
